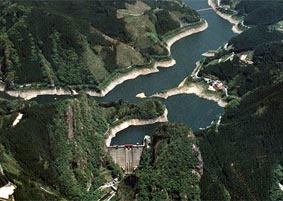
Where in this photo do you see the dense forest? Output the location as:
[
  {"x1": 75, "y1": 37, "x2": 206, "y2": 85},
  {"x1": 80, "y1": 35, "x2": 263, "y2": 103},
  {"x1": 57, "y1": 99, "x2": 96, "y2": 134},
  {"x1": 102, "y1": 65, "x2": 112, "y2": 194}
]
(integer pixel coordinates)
[
  {"x1": 199, "y1": 26, "x2": 283, "y2": 97},
  {"x1": 195, "y1": 14, "x2": 283, "y2": 200},
  {"x1": 221, "y1": 0, "x2": 283, "y2": 26},
  {"x1": 0, "y1": 95, "x2": 165, "y2": 200},
  {"x1": 1, "y1": 0, "x2": 283, "y2": 200},
  {"x1": 199, "y1": 84, "x2": 283, "y2": 200},
  {"x1": 0, "y1": 0, "x2": 200, "y2": 90},
  {"x1": 117, "y1": 123, "x2": 203, "y2": 201}
]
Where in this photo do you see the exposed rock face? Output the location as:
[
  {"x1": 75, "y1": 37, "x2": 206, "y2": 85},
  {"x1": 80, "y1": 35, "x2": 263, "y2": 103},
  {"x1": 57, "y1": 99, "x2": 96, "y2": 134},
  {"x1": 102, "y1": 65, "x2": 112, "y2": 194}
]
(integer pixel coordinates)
[
  {"x1": 12, "y1": 113, "x2": 23, "y2": 127},
  {"x1": 192, "y1": 144, "x2": 204, "y2": 178},
  {"x1": 0, "y1": 182, "x2": 16, "y2": 200},
  {"x1": 66, "y1": 106, "x2": 74, "y2": 142}
]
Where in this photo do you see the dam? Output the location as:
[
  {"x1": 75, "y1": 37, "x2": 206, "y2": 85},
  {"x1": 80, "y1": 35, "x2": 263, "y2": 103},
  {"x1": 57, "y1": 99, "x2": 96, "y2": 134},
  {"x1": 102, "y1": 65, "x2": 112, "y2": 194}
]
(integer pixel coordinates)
[
  {"x1": 107, "y1": 136, "x2": 150, "y2": 174},
  {"x1": 29, "y1": 0, "x2": 236, "y2": 146}
]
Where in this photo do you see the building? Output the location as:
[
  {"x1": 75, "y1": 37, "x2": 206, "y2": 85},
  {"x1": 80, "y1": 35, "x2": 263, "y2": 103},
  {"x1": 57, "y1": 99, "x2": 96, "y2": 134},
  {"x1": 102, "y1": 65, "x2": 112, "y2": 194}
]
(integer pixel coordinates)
[
  {"x1": 215, "y1": 83, "x2": 225, "y2": 90},
  {"x1": 240, "y1": 54, "x2": 254, "y2": 65}
]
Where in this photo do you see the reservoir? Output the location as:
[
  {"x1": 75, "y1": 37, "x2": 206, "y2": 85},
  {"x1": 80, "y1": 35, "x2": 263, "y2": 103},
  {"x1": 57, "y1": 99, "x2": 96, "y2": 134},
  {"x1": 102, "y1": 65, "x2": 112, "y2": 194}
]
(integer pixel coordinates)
[
  {"x1": 109, "y1": 0, "x2": 236, "y2": 145},
  {"x1": 28, "y1": 0, "x2": 236, "y2": 145}
]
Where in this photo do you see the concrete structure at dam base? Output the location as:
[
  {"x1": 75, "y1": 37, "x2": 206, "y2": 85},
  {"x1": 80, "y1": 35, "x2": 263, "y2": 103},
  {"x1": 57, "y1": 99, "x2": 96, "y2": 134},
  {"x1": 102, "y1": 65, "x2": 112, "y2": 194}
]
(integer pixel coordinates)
[{"x1": 107, "y1": 136, "x2": 151, "y2": 174}]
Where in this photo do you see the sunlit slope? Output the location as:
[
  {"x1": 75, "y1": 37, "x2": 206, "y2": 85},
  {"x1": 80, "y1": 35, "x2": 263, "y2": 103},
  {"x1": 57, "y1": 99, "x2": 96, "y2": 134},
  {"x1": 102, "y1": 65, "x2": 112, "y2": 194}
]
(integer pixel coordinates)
[
  {"x1": 0, "y1": 0, "x2": 200, "y2": 90},
  {"x1": 0, "y1": 95, "x2": 165, "y2": 200}
]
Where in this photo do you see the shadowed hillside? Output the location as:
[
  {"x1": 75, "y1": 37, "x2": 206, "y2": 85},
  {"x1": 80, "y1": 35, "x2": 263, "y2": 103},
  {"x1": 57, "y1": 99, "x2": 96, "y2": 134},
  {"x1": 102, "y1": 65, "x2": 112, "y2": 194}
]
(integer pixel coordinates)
[
  {"x1": 0, "y1": 0, "x2": 200, "y2": 91},
  {"x1": 221, "y1": 0, "x2": 283, "y2": 26},
  {"x1": 0, "y1": 95, "x2": 165, "y2": 200}
]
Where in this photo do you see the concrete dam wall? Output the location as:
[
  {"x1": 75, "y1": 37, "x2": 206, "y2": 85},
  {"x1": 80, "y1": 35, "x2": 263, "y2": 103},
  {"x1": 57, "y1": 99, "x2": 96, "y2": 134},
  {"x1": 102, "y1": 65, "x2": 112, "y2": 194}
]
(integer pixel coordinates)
[{"x1": 107, "y1": 145, "x2": 144, "y2": 174}]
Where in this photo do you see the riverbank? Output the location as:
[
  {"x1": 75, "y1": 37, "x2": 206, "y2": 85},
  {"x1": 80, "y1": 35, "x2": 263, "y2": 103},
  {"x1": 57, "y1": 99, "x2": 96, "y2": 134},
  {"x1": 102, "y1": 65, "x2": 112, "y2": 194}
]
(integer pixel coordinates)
[
  {"x1": 87, "y1": 59, "x2": 176, "y2": 97},
  {"x1": 166, "y1": 20, "x2": 208, "y2": 54},
  {"x1": 208, "y1": 0, "x2": 243, "y2": 34},
  {"x1": 3, "y1": 20, "x2": 208, "y2": 100},
  {"x1": 5, "y1": 60, "x2": 175, "y2": 100},
  {"x1": 232, "y1": 24, "x2": 243, "y2": 34},
  {"x1": 105, "y1": 108, "x2": 168, "y2": 147},
  {"x1": 5, "y1": 87, "x2": 76, "y2": 100},
  {"x1": 151, "y1": 78, "x2": 227, "y2": 107}
]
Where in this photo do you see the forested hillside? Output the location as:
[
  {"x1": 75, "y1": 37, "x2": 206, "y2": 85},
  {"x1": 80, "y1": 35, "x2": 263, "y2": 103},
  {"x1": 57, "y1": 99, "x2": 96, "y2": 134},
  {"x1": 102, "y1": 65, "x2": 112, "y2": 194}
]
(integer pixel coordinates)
[
  {"x1": 117, "y1": 123, "x2": 203, "y2": 201},
  {"x1": 0, "y1": 0, "x2": 200, "y2": 91},
  {"x1": 0, "y1": 95, "x2": 165, "y2": 200},
  {"x1": 199, "y1": 26, "x2": 283, "y2": 97},
  {"x1": 1, "y1": 0, "x2": 283, "y2": 200},
  {"x1": 0, "y1": 1, "x2": 204, "y2": 200},
  {"x1": 221, "y1": 0, "x2": 283, "y2": 26},
  {"x1": 200, "y1": 84, "x2": 283, "y2": 200},
  {"x1": 195, "y1": 18, "x2": 283, "y2": 200}
]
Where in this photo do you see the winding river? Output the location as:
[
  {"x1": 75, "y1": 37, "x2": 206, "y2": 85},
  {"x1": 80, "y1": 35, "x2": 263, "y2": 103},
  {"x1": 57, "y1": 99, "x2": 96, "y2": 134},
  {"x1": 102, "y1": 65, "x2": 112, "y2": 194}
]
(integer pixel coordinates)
[{"x1": 7, "y1": 0, "x2": 236, "y2": 145}]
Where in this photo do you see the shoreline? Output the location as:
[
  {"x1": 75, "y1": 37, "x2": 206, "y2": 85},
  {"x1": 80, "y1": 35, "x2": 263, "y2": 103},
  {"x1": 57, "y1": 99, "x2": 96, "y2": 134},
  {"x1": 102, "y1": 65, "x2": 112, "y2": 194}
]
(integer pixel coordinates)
[
  {"x1": 87, "y1": 59, "x2": 177, "y2": 97},
  {"x1": 166, "y1": 20, "x2": 208, "y2": 54},
  {"x1": 208, "y1": 0, "x2": 243, "y2": 34},
  {"x1": 148, "y1": 59, "x2": 227, "y2": 107},
  {"x1": 232, "y1": 24, "x2": 243, "y2": 34},
  {"x1": 105, "y1": 108, "x2": 168, "y2": 147},
  {"x1": 6, "y1": 87, "x2": 75, "y2": 100},
  {"x1": 3, "y1": 20, "x2": 208, "y2": 100},
  {"x1": 151, "y1": 78, "x2": 227, "y2": 107},
  {"x1": 5, "y1": 60, "x2": 176, "y2": 100}
]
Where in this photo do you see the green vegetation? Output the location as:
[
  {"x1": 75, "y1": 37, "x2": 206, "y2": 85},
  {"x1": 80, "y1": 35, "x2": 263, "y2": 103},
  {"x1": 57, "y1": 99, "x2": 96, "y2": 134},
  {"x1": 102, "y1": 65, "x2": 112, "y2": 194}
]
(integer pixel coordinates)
[
  {"x1": 117, "y1": 123, "x2": 202, "y2": 201},
  {"x1": 222, "y1": 0, "x2": 283, "y2": 26},
  {"x1": 0, "y1": 0, "x2": 200, "y2": 91},
  {"x1": 228, "y1": 26, "x2": 283, "y2": 52},
  {"x1": 199, "y1": 26, "x2": 283, "y2": 97},
  {"x1": 0, "y1": 1, "x2": 203, "y2": 199},
  {"x1": 0, "y1": 95, "x2": 165, "y2": 200},
  {"x1": 199, "y1": 84, "x2": 283, "y2": 201},
  {"x1": 192, "y1": 14, "x2": 283, "y2": 200}
]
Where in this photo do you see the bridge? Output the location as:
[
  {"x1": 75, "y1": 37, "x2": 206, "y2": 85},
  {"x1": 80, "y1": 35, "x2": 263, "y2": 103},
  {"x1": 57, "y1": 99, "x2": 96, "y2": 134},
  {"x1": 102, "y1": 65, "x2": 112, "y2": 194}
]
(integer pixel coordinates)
[
  {"x1": 196, "y1": 7, "x2": 218, "y2": 12},
  {"x1": 107, "y1": 136, "x2": 151, "y2": 174}
]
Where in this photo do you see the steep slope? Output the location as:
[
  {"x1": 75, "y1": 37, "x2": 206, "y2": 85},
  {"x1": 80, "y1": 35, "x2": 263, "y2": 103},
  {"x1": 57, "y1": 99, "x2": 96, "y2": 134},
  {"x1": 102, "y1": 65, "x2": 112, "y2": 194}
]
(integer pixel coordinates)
[
  {"x1": 198, "y1": 26, "x2": 283, "y2": 97},
  {"x1": 0, "y1": 0, "x2": 200, "y2": 91},
  {"x1": 193, "y1": 19, "x2": 283, "y2": 201},
  {"x1": 117, "y1": 123, "x2": 203, "y2": 201},
  {"x1": 200, "y1": 84, "x2": 283, "y2": 200},
  {"x1": 221, "y1": 0, "x2": 283, "y2": 26},
  {"x1": 0, "y1": 95, "x2": 165, "y2": 200}
]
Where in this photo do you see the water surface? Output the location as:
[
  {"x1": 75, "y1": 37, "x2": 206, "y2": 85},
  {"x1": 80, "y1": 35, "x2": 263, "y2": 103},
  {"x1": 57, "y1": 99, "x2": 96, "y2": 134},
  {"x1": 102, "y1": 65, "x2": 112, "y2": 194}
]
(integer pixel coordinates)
[
  {"x1": 110, "y1": 0, "x2": 236, "y2": 145},
  {"x1": 31, "y1": 0, "x2": 236, "y2": 145}
]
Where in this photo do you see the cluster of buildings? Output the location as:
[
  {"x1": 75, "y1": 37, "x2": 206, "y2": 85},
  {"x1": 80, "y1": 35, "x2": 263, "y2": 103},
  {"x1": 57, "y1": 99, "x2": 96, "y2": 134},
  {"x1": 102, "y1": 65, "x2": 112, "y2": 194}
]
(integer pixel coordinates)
[{"x1": 204, "y1": 77, "x2": 228, "y2": 96}]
